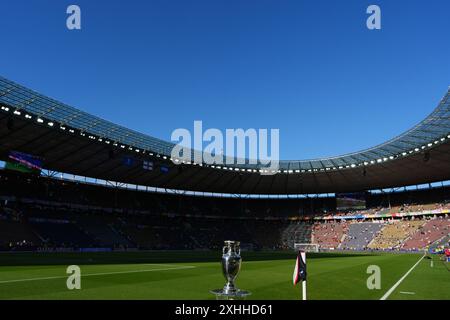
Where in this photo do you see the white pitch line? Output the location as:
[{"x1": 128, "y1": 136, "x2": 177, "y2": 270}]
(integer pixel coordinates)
[
  {"x1": 380, "y1": 255, "x2": 425, "y2": 300},
  {"x1": 0, "y1": 265, "x2": 196, "y2": 284},
  {"x1": 399, "y1": 291, "x2": 416, "y2": 295}
]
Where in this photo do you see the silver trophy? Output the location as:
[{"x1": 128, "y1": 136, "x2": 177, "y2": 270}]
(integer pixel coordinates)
[
  {"x1": 211, "y1": 240, "x2": 251, "y2": 299},
  {"x1": 221, "y1": 240, "x2": 242, "y2": 294}
]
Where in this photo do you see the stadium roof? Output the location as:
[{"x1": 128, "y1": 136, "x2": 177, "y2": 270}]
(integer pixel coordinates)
[{"x1": 0, "y1": 75, "x2": 449, "y2": 194}]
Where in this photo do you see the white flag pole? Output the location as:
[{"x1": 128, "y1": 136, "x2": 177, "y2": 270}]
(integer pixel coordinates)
[
  {"x1": 302, "y1": 281, "x2": 307, "y2": 300},
  {"x1": 301, "y1": 251, "x2": 307, "y2": 300}
]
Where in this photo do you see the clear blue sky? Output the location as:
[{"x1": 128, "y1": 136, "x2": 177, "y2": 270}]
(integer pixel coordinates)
[{"x1": 0, "y1": 0, "x2": 449, "y2": 160}]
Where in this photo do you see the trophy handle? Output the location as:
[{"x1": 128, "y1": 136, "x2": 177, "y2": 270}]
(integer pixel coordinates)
[
  {"x1": 223, "y1": 246, "x2": 228, "y2": 255},
  {"x1": 236, "y1": 245, "x2": 240, "y2": 255}
]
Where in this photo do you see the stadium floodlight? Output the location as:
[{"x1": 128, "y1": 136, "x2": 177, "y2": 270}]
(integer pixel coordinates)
[
  {"x1": 350, "y1": 164, "x2": 356, "y2": 168},
  {"x1": 13, "y1": 110, "x2": 21, "y2": 115},
  {"x1": 48, "y1": 122, "x2": 54, "y2": 127},
  {"x1": 69, "y1": 129, "x2": 75, "y2": 133},
  {"x1": 25, "y1": 114, "x2": 32, "y2": 119},
  {"x1": 37, "y1": 118, "x2": 44, "y2": 123},
  {"x1": 428, "y1": 143, "x2": 433, "y2": 147},
  {"x1": 447, "y1": 134, "x2": 450, "y2": 138}
]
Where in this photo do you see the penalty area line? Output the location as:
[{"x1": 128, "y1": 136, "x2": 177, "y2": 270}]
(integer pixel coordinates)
[
  {"x1": 0, "y1": 265, "x2": 196, "y2": 284},
  {"x1": 380, "y1": 254, "x2": 425, "y2": 300}
]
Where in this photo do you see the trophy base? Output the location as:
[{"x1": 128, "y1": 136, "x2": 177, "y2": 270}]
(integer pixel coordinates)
[{"x1": 210, "y1": 289, "x2": 252, "y2": 300}]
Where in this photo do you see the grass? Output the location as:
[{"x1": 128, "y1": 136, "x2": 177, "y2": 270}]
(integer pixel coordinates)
[{"x1": 0, "y1": 251, "x2": 448, "y2": 300}]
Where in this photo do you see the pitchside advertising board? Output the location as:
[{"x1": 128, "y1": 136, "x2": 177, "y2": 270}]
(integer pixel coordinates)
[{"x1": 336, "y1": 192, "x2": 367, "y2": 210}]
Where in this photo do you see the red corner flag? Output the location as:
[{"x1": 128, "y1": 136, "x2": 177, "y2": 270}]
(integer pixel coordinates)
[{"x1": 293, "y1": 251, "x2": 307, "y2": 285}]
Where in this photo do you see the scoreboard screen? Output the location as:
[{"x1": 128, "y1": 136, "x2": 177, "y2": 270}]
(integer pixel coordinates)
[
  {"x1": 336, "y1": 192, "x2": 366, "y2": 210},
  {"x1": 5, "y1": 151, "x2": 42, "y2": 174}
]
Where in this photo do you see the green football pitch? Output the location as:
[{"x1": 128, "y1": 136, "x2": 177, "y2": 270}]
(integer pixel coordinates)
[{"x1": 0, "y1": 251, "x2": 448, "y2": 300}]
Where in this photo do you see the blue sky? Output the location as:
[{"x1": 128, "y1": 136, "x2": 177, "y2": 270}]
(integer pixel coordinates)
[{"x1": 0, "y1": 0, "x2": 449, "y2": 160}]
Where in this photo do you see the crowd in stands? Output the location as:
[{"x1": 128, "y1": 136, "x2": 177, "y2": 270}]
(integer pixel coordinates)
[
  {"x1": 312, "y1": 221, "x2": 348, "y2": 249},
  {"x1": 401, "y1": 217, "x2": 450, "y2": 250},
  {"x1": 367, "y1": 220, "x2": 425, "y2": 250},
  {"x1": 340, "y1": 222, "x2": 384, "y2": 250},
  {"x1": 0, "y1": 170, "x2": 449, "y2": 252}
]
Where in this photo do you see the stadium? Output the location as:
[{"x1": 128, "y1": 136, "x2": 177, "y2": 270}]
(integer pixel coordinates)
[
  {"x1": 0, "y1": 75, "x2": 449, "y2": 300},
  {"x1": 0, "y1": 1, "x2": 449, "y2": 306}
]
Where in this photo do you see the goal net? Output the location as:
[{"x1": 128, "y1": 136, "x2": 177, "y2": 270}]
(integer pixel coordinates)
[{"x1": 294, "y1": 243, "x2": 319, "y2": 253}]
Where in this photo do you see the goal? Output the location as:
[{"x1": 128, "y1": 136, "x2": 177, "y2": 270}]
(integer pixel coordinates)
[{"x1": 294, "y1": 243, "x2": 319, "y2": 253}]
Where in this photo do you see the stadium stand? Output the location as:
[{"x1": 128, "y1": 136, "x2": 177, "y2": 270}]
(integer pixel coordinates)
[
  {"x1": 341, "y1": 222, "x2": 384, "y2": 250},
  {"x1": 401, "y1": 217, "x2": 450, "y2": 250},
  {"x1": 0, "y1": 170, "x2": 449, "y2": 252},
  {"x1": 30, "y1": 221, "x2": 95, "y2": 248},
  {"x1": 0, "y1": 219, "x2": 40, "y2": 250},
  {"x1": 312, "y1": 221, "x2": 348, "y2": 250},
  {"x1": 281, "y1": 222, "x2": 313, "y2": 249},
  {"x1": 368, "y1": 220, "x2": 426, "y2": 250}
]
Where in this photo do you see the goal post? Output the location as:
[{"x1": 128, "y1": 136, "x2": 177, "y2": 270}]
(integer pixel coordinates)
[{"x1": 294, "y1": 243, "x2": 319, "y2": 253}]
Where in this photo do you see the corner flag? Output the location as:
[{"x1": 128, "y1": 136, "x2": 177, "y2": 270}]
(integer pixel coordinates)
[
  {"x1": 293, "y1": 250, "x2": 307, "y2": 300},
  {"x1": 293, "y1": 251, "x2": 307, "y2": 285}
]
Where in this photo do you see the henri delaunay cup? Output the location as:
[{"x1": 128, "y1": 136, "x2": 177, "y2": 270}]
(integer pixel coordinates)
[
  {"x1": 222, "y1": 240, "x2": 241, "y2": 294},
  {"x1": 211, "y1": 240, "x2": 251, "y2": 299}
]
